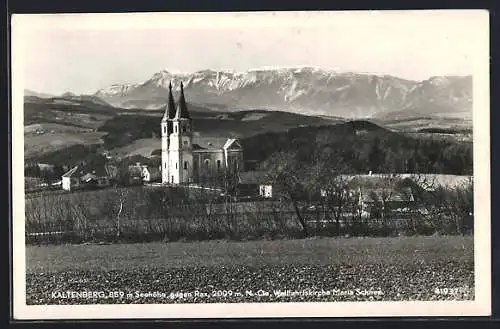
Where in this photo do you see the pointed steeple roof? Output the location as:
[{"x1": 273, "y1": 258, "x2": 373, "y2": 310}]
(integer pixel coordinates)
[
  {"x1": 174, "y1": 81, "x2": 191, "y2": 119},
  {"x1": 162, "y1": 82, "x2": 176, "y2": 121}
]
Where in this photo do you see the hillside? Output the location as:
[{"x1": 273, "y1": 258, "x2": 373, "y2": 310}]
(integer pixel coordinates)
[
  {"x1": 93, "y1": 68, "x2": 472, "y2": 119},
  {"x1": 242, "y1": 121, "x2": 473, "y2": 175},
  {"x1": 24, "y1": 96, "x2": 118, "y2": 127},
  {"x1": 97, "y1": 109, "x2": 340, "y2": 150},
  {"x1": 24, "y1": 96, "x2": 339, "y2": 163}
]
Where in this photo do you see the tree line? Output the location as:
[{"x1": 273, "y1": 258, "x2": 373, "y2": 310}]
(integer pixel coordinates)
[
  {"x1": 242, "y1": 121, "x2": 473, "y2": 175},
  {"x1": 25, "y1": 163, "x2": 65, "y2": 184}
]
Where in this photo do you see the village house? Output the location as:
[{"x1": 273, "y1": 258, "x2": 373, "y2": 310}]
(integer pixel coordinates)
[
  {"x1": 238, "y1": 171, "x2": 279, "y2": 199},
  {"x1": 127, "y1": 163, "x2": 145, "y2": 185},
  {"x1": 355, "y1": 186, "x2": 415, "y2": 219},
  {"x1": 142, "y1": 165, "x2": 161, "y2": 183},
  {"x1": 61, "y1": 164, "x2": 115, "y2": 191},
  {"x1": 126, "y1": 162, "x2": 162, "y2": 184},
  {"x1": 338, "y1": 174, "x2": 417, "y2": 218},
  {"x1": 61, "y1": 166, "x2": 81, "y2": 191}
]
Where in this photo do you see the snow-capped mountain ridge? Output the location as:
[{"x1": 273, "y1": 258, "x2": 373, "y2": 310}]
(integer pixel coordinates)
[{"x1": 91, "y1": 67, "x2": 472, "y2": 118}]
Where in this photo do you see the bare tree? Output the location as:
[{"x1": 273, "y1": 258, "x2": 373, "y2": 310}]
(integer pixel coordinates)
[
  {"x1": 408, "y1": 174, "x2": 473, "y2": 235},
  {"x1": 365, "y1": 173, "x2": 402, "y2": 230},
  {"x1": 109, "y1": 185, "x2": 129, "y2": 238},
  {"x1": 209, "y1": 168, "x2": 240, "y2": 236},
  {"x1": 421, "y1": 177, "x2": 473, "y2": 235},
  {"x1": 305, "y1": 152, "x2": 351, "y2": 236},
  {"x1": 263, "y1": 151, "x2": 309, "y2": 237}
]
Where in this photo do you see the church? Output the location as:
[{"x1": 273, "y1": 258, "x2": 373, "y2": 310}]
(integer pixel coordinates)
[{"x1": 161, "y1": 82, "x2": 244, "y2": 185}]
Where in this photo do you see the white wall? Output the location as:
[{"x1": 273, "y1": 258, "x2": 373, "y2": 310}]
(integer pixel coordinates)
[
  {"x1": 161, "y1": 121, "x2": 169, "y2": 184},
  {"x1": 62, "y1": 177, "x2": 71, "y2": 191},
  {"x1": 259, "y1": 185, "x2": 272, "y2": 198}
]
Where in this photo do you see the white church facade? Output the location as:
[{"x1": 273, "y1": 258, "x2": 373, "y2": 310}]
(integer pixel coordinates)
[{"x1": 161, "y1": 82, "x2": 243, "y2": 185}]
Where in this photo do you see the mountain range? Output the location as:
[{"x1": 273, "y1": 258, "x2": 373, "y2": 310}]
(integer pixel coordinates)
[
  {"x1": 95, "y1": 67, "x2": 472, "y2": 119},
  {"x1": 25, "y1": 67, "x2": 472, "y2": 120}
]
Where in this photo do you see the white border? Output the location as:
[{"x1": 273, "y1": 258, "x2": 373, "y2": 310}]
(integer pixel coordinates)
[{"x1": 11, "y1": 10, "x2": 491, "y2": 320}]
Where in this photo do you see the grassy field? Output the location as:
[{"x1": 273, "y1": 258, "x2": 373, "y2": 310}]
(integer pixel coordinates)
[
  {"x1": 109, "y1": 138, "x2": 159, "y2": 158},
  {"x1": 24, "y1": 131, "x2": 106, "y2": 159},
  {"x1": 25, "y1": 236, "x2": 474, "y2": 304}
]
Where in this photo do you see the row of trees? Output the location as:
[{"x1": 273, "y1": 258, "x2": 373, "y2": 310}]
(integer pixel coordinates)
[{"x1": 24, "y1": 163, "x2": 66, "y2": 186}]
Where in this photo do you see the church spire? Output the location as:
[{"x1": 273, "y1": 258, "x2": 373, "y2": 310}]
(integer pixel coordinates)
[
  {"x1": 162, "y1": 81, "x2": 176, "y2": 121},
  {"x1": 175, "y1": 81, "x2": 191, "y2": 119}
]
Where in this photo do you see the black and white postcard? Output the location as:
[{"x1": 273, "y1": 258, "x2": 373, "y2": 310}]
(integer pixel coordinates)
[{"x1": 11, "y1": 10, "x2": 491, "y2": 319}]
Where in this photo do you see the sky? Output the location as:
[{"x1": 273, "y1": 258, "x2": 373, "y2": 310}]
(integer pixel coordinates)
[{"x1": 13, "y1": 10, "x2": 488, "y2": 95}]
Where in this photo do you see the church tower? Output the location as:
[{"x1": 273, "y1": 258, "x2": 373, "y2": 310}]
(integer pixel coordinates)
[
  {"x1": 168, "y1": 82, "x2": 193, "y2": 184},
  {"x1": 161, "y1": 82, "x2": 177, "y2": 184}
]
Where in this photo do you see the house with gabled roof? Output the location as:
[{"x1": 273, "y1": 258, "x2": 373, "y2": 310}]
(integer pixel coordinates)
[
  {"x1": 61, "y1": 165, "x2": 80, "y2": 191},
  {"x1": 142, "y1": 165, "x2": 161, "y2": 183},
  {"x1": 61, "y1": 165, "x2": 112, "y2": 191},
  {"x1": 336, "y1": 174, "x2": 417, "y2": 218},
  {"x1": 238, "y1": 170, "x2": 281, "y2": 199}
]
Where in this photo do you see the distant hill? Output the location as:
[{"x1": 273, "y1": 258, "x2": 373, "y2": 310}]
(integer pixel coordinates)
[
  {"x1": 24, "y1": 96, "x2": 118, "y2": 129},
  {"x1": 24, "y1": 89, "x2": 55, "y2": 99},
  {"x1": 92, "y1": 68, "x2": 472, "y2": 119},
  {"x1": 24, "y1": 92, "x2": 113, "y2": 108},
  {"x1": 241, "y1": 120, "x2": 473, "y2": 175},
  {"x1": 97, "y1": 109, "x2": 340, "y2": 149},
  {"x1": 23, "y1": 95, "x2": 120, "y2": 160}
]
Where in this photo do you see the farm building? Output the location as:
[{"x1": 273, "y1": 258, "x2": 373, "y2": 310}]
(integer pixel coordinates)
[
  {"x1": 340, "y1": 174, "x2": 417, "y2": 215},
  {"x1": 126, "y1": 163, "x2": 162, "y2": 184},
  {"x1": 61, "y1": 166, "x2": 80, "y2": 191},
  {"x1": 142, "y1": 165, "x2": 161, "y2": 183},
  {"x1": 238, "y1": 171, "x2": 280, "y2": 199},
  {"x1": 355, "y1": 186, "x2": 415, "y2": 218},
  {"x1": 127, "y1": 163, "x2": 145, "y2": 185},
  {"x1": 61, "y1": 165, "x2": 113, "y2": 191}
]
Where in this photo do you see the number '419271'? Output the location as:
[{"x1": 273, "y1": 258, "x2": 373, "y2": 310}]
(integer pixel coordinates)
[{"x1": 434, "y1": 287, "x2": 467, "y2": 295}]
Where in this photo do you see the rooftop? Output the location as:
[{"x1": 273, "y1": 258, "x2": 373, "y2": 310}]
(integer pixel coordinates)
[
  {"x1": 239, "y1": 171, "x2": 272, "y2": 184},
  {"x1": 192, "y1": 136, "x2": 230, "y2": 150},
  {"x1": 61, "y1": 164, "x2": 110, "y2": 179}
]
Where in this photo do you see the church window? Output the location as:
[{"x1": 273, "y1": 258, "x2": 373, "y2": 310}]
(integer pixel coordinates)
[
  {"x1": 163, "y1": 126, "x2": 166, "y2": 134},
  {"x1": 217, "y1": 160, "x2": 221, "y2": 169},
  {"x1": 184, "y1": 161, "x2": 188, "y2": 170},
  {"x1": 175, "y1": 162, "x2": 178, "y2": 169},
  {"x1": 204, "y1": 159, "x2": 210, "y2": 169},
  {"x1": 175, "y1": 125, "x2": 178, "y2": 133},
  {"x1": 182, "y1": 126, "x2": 186, "y2": 133},
  {"x1": 183, "y1": 140, "x2": 188, "y2": 145}
]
